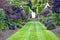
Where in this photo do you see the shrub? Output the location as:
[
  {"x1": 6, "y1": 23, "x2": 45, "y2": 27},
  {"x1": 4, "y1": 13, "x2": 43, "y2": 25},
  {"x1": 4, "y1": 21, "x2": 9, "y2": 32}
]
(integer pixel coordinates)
[
  {"x1": 51, "y1": 0, "x2": 60, "y2": 13},
  {"x1": 51, "y1": 13, "x2": 60, "y2": 26},
  {"x1": 0, "y1": 9, "x2": 7, "y2": 31}
]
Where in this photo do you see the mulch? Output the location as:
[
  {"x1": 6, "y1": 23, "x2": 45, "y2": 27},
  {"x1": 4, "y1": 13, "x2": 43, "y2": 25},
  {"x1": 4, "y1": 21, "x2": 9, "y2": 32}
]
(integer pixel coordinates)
[
  {"x1": 52, "y1": 26, "x2": 60, "y2": 37},
  {"x1": 0, "y1": 28, "x2": 19, "y2": 40}
]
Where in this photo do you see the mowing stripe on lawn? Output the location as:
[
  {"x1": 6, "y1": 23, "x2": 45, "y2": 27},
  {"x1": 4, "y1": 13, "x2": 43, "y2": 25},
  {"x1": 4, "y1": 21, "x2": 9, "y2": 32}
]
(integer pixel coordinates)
[
  {"x1": 36, "y1": 22, "x2": 46, "y2": 30},
  {"x1": 35, "y1": 23, "x2": 46, "y2": 40},
  {"x1": 28, "y1": 22, "x2": 38, "y2": 40},
  {"x1": 21, "y1": 23, "x2": 33, "y2": 40}
]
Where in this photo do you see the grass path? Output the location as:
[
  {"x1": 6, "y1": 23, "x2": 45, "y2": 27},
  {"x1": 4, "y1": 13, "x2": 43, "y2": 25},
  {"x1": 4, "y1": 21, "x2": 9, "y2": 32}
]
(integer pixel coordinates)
[{"x1": 7, "y1": 21, "x2": 60, "y2": 40}]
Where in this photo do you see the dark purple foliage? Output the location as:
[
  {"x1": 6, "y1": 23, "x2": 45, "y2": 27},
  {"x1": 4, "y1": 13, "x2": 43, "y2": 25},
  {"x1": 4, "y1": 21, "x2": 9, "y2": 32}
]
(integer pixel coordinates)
[
  {"x1": 43, "y1": 20, "x2": 55, "y2": 30},
  {"x1": 11, "y1": 6, "x2": 23, "y2": 19},
  {"x1": 51, "y1": 0, "x2": 60, "y2": 13}
]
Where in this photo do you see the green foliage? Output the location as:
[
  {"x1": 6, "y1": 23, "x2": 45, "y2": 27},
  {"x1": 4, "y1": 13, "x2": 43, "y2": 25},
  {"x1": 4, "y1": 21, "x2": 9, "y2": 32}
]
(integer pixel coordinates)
[
  {"x1": 7, "y1": 18, "x2": 25, "y2": 28},
  {"x1": 39, "y1": 3, "x2": 46, "y2": 12},
  {"x1": 8, "y1": 0, "x2": 60, "y2": 26},
  {"x1": 39, "y1": 16, "x2": 54, "y2": 23},
  {"x1": 8, "y1": 0, "x2": 27, "y2": 6},
  {"x1": 7, "y1": 21, "x2": 59, "y2": 40},
  {"x1": 36, "y1": 4, "x2": 46, "y2": 14},
  {"x1": 8, "y1": 0, "x2": 47, "y2": 14},
  {"x1": 39, "y1": 17, "x2": 48, "y2": 22},
  {"x1": 52, "y1": 13, "x2": 60, "y2": 26},
  {"x1": 23, "y1": 6, "x2": 30, "y2": 13},
  {"x1": 0, "y1": 9, "x2": 7, "y2": 31}
]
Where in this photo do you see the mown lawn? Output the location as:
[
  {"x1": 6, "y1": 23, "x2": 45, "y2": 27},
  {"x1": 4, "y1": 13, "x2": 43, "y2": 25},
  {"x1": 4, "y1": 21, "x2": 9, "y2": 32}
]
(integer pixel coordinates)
[{"x1": 7, "y1": 21, "x2": 60, "y2": 40}]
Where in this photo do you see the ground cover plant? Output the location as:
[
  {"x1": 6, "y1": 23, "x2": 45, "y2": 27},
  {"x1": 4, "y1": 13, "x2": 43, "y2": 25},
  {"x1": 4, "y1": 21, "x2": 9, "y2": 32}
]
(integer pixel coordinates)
[{"x1": 7, "y1": 21, "x2": 60, "y2": 40}]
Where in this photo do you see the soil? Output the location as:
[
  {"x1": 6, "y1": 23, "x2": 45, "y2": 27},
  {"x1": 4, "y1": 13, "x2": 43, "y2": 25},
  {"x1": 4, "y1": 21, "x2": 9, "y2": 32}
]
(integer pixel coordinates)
[
  {"x1": 51, "y1": 26, "x2": 60, "y2": 38},
  {"x1": 0, "y1": 28, "x2": 19, "y2": 40}
]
